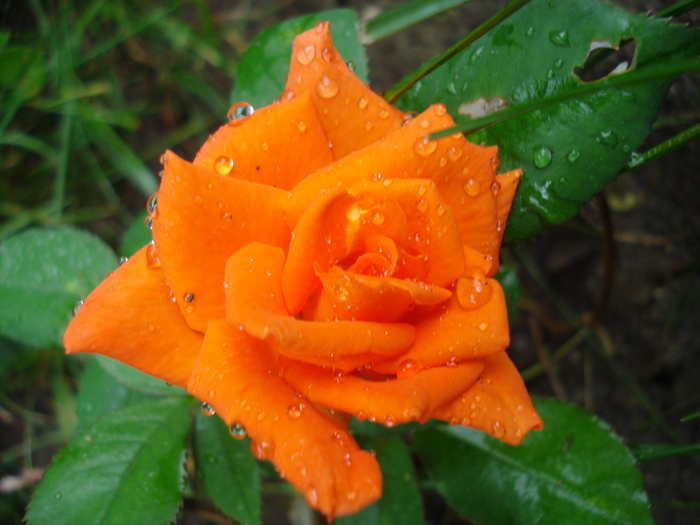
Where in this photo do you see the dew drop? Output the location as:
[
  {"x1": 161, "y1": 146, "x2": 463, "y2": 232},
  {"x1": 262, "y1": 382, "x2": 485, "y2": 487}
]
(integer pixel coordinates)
[
  {"x1": 532, "y1": 145, "x2": 553, "y2": 168},
  {"x1": 72, "y1": 300, "x2": 83, "y2": 317},
  {"x1": 229, "y1": 423, "x2": 247, "y2": 439},
  {"x1": 287, "y1": 404, "x2": 304, "y2": 418},
  {"x1": 144, "y1": 215, "x2": 153, "y2": 230},
  {"x1": 447, "y1": 146, "x2": 462, "y2": 161},
  {"x1": 371, "y1": 212, "x2": 385, "y2": 225},
  {"x1": 566, "y1": 149, "x2": 581, "y2": 162},
  {"x1": 436, "y1": 204, "x2": 445, "y2": 216},
  {"x1": 434, "y1": 103, "x2": 447, "y2": 116},
  {"x1": 419, "y1": 118, "x2": 430, "y2": 129},
  {"x1": 202, "y1": 402, "x2": 216, "y2": 416},
  {"x1": 297, "y1": 121, "x2": 307, "y2": 132},
  {"x1": 54, "y1": 492, "x2": 63, "y2": 500},
  {"x1": 456, "y1": 276, "x2": 493, "y2": 310},
  {"x1": 446, "y1": 82, "x2": 458, "y2": 95},
  {"x1": 439, "y1": 156, "x2": 447, "y2": 167},
  {"x1": 526, "y1": 27, "x2": 535, "y2": 36},
  {"x1": 492, "y1": 420, "x2": 505, "y2": 438},
  {"x1": 382, "y1": 178, "x2": 393, "y2": 187},
  {"x1": 554, "y1": 58, "x2": 563, "y2": 69},
  {"x1": 378, "y1": 108, "x2": 389, "y2": 119},
  {"x1": 397, "y1": 359, "x2": 420, "y2": 379},
  {"x1": 252, "y1": 437, "x2": 275, "y2": 460},
  {"x1": 306, "y1": 487, "x2": 319, "y2": 507},
  {"x1": 159, "y1": 152, "x2": 167, "y2": 165},
  {"x1": 490, "y1": 181, "x2": 501, "y2": 196},
  {"x1": 416, "y1": 199, "x2": 429, "y2": 213},
  {"x1": 118, "y1": 256, "x2": 129, "y2": 266},
  {"x1": 357, "y1": 97, "x2": 368, "y2": 109},
  {"x1": 414, "y1": 137, "x2": 437, "y2": 156},
  {"x1": 214, "y1": 155, "x2": 234, "y2": 175},
  {"x1": 316, "y1": 76, "x2": 339, "y2": 99},
  {"x1": 596, "y1": 130, "x2": 618, "y2": 147},
  {"x1": 184, "y1": 293, "x2": 194, "y2": 303},
  {"x1": 346, "y1": 60, "x2": 356, "y2": 71},
  {"x1": 463, "y1": 178, "x2": 481, "y2": 197},
  {"x1": 227, "y1": 102, "x2": 254, "y2": 125},
  {"x1": 479, "y1": 322, "x2": 488, "y2": 332},
  {"x1": 146, "y1": 242, "x2": 161, "y2": 268},
  {"x1": 364, "y1": 121, "x2": 373, "y2": 131},
  {"x1": 549, "y1": 30, "x2": 570, "y2": 47},
  {"x1": 296, "y1": 44, "x2": 315, "y2": 65}
]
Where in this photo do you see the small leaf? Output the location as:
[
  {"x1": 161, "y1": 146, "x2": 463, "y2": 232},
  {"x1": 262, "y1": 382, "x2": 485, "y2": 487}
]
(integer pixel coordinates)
[
  {"x1": 26, "y1": 396, "x2": 193, "y2": 525},
  {"x1": 232, "y1": 9, "x2": 368, "y2": 110},
  {"x1": 77, "y1": 358, "x2": 157, "y2": 428},
  {"x1": 398, "y1": 0, "x2": 700, "y2": 243},
  {"x1": 416, "y1": 397, "x2": 654, "y2": 525},
  {"x1": 193, "y1": 411, "x2": 261, "y2": 525},
  {"x1": 337, "y1": 436, "x2": 423, "y2": 525},
  {"x1": 0, "y1": 227, "x2": 117, "y2": 348}
]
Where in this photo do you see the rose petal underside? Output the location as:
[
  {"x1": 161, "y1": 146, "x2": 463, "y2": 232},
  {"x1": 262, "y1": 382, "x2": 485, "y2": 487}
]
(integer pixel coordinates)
[
  {"x1": 283, "y1": 180, "x2": 464, "y2": 315},
  {"x1": 311, "y1": 269, "x2": 451, "y2": 323},
  {"x1": 433, "y1": 351, "x2": 544, "y2": 445},
  {"x1": 281, "y1": 358, "x2": 485, "y2": 426},
  {"x1": 284, "y1": 105, "x2": 504, "y2": 264},
  {"x1": 152, "y1": 151, "x2": 290, "y2": 332},
  {"x1": 225, "y1": 243, "x2": 415, "y2": 371},
  {"x1": 63, "y1": 246, "x2": 203, "y2": 388},
  {"x1": 192, "y1": 94, "x2": 334, "y2": 191},
  {"x1": 286, "y1": 22, "x2": 403, "y2": 159},
  {"x1": 372, "y1": 277, "x2": 510, "y2": 375},
  {"x1": 187, "y1": 321, "x2": 382, "y2": 519}
]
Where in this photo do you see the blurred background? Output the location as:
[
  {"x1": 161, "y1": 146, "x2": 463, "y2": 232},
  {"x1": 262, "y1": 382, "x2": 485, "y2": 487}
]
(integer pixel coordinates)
[{"x1": 1, "y1": 1, "x2": 698, "y2": 523}]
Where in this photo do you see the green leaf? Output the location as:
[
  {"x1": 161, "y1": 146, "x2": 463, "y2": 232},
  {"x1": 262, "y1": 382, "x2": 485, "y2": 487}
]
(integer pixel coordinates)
[
  {"x1": 416, "y1": 397, "x2": 653, "y2": 525},
  {"x1": 77, "y1": 358, "x2": 157, "y2": 428},
  {"x1": 94, "y1": 355, "x2": 185, "y2": 397},
  {"x1": 337, "y1": 436, "x2": 423, "y2": 525},
  {"x1": 193, "y1": 411, "x2": 261, "y2": 525},
  {"x1": 120, "y1": 210, "x2": 151, "y2": 257},
  {"x1": 232, "y1": 9, "x2": 367, "y2": 110},
  {"x1": 26, "y1": 396, "x2": 193, "y2": 525},
  {"x1": 398, "y1": 0, "x2": 700, "y2": 243},
  {"x1": 0, "y1": 227, "x2": 117, "y2": 348}
]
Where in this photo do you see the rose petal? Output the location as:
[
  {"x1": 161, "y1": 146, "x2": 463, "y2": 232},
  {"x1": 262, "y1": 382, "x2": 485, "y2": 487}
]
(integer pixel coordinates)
[
  {"x1": 372, "y1": 277, "x2": 510, "y2": 374},
  {"x1": 281, "y1": 358, "x2": 484, "y2": 425},
  {"x1": 153, "y1": 151, "x2": 290, "y2": 332},
  {"x1": 432, "y1": 351, "x2": 544, "y2": 445},
  {"x1": 188, "y1": 321, "x2": 382, "y2": 519},
  {"x1": 193, "y1": 94, "x2": 334, "y2": 190},
  {"x1": 489, "y1": 169, "x2": 521, "y2": 276},
  {"x1": 310, "y1": 268, "x2": 451, "y2": 323},
  {"x1": 225, "y1": 243, "x2": 415, "y2": 370},
  {"x1": 286, "y1": 22, "x2": 403, "y2": 159},
  {"x1": 63, "y1": 246, "x2": 202, "y2": 388}
]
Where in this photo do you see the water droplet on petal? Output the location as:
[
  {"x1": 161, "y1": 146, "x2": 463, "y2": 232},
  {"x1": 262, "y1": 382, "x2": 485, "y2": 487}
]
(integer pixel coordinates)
[
  {"x1": 378, "y1": 108, "x2": 389, "y2": 119},
  {"x1": 463, "y1": 179, "x2": 481, "y2": 197},
  {"x1": 202, "y1": 402, "x2": 216, "y2": 416},
  {"x1": 371, "y1": 212, "x2": 385, "y2": 225},
  {"x1": 492, "y1": 420, "x2": 505, "y2": 438},
  {"x1": 287, "y1": 404, "x2": 304, "y2": 418},
  {"x1": 549, "y1": 30, "x2": 570, "y2": 47},
  {"x1": 146, "y1": 193, "x2": 159, "y2": 216},
  {"x1": 159, "y1": 152, "x2": 167, "y2": 165},
  {"x1": 227, "y1": 102, "x2": 254, "y2": 125},
  {"x1": 229, "y1": 422, "x2": 247, "y2": 439},
  {"x1": 457, "y1": 276, "x2": 493, "y2": 310},
  {"x1": 490, "y1": 181, "x2": 501, "y2": 196},
  {"x1": 447, "y1": 146, "x2": 462, "y2": 161},
  {"x1": 252, "y1": 437, "x2": 275, "y2": 460},
  {"x1": 479, "y1": 322, "x2": 488, "y2": 332},
  {"x1": 416, "y1": 199, "x2": 429, "y2": 213},
  {"x1": 346, "y1": 60, "x2": 356, "y2": 71},
  {"x1": 296, "y1": 44, "x2": 315, "y2": 65},
  {"x1": 306, "y1": 486, "x2": 319, "y2": 507},
  {"x1": 397, "y1": 359, "x2": 420, "y2": 379},
  {"x1": 414, "y1": 137, "x2": 437, "y2": 156},
  {"x1": 144, "y1": 215, "x2": 153, "y2": 230},
  {"x1": 118, "y1": 256, "x2": 129, "y2": 266},
  {"x1": 434, "y1": 103, "x2": 447, "y2": 116},
  {"x1": 316, "y1": 76, "x2": 339, "y2": 99},
  {"x1": 297, "y1": 121, "x2": 307, "y2": 132},
  {"x1": 184, "y1": 293, "x2": 194, "y2": 303},
  {"x1": 214, "y1": 155, "x2": 234, "y2": 175},
  {"x1": 532, "y1": 145, "x2": 553, "y2": 168},
  {"x1": 72, "y1": 300, "x2": 84, "y2": 317}
]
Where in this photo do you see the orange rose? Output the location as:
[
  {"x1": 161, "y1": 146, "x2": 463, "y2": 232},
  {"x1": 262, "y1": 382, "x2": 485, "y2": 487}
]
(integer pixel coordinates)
[{"x1": 64, "y1": 22, "x2": 542, "y2": 519}]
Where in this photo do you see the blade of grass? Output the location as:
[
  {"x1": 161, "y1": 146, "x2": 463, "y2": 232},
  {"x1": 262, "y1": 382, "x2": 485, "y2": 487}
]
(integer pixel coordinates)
[
  {"x1": 384, "y1": 0, "x2": 533, "y2": 104},
  {"x1": 622, "y1": 122, "x2": 700, "y2": 172},
  {"x1": 658, "y1": 0, "x2": 700, "y2": 18},
  {"x1": 362, "y1": 0, "x2": 474, "y2": 45},
  {"x1": 52, "y1": 100, "x2": 75, "y2": 223},
  {"x1": 629, "y1": 442, "x2": 700, "y2": 461},
  {"x1": 429, "y1": 58, "x2": 700, "y2": 139}
]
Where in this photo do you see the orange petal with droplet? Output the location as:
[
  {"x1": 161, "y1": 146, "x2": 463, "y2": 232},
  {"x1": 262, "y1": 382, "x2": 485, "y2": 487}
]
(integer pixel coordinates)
[
  {"x1": 225, "y1": 243, "x2": 414, "y2": 369},
  {"x1": 433, "y1": 351, "x2": 543, "y2": 445},
  {"x1": 63, "y1": 246, "x2": 202, "y2": 388},
  {"x1": 193, "y1": 94, "x2": 334, "y2": 190},
  {"x1": 153, "y1": 151, "x2": 290, "y2": 332},
  {"x1": 372, "y1": 277, "x2": 509, "y2": 374},
  {"x1": 286, "y1": 23, "x2": 403, "y2": 159},
  {"x1": 488, "y1": 169, "x2": 521, "y2": 276},
  {"x1": 188, "y1": 321, "x2": 381, "y2": 519},
  {"x1": 281, "y1": 358, "x2": 484, "y2": 425}
]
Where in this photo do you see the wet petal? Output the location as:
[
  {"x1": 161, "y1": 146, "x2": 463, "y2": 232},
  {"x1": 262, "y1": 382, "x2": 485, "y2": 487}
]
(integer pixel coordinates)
[
  {"x1": 433, "y1": 352, "x2": 543, "y2": 445},
  {"x1": 489, "y1": 169, "x2": 521, "y2": 276},
  {"x1": 188, "y1": 321, "x2": 382, "y2": 518},
  {"x1": 286, "y1": 22, "x2": 403, "y2": 159},
  {"x1": 281, "y1": 359, "x2": 484, "y2": 425},
  {"x1": 372, "y1": 277, "x2": 509, "y2": 374},
  {"x1": 225, "y1": 243, "x2": 415, "y2": 369},
  {"x1": 153, "y1": 151, "x2": 290, "y2": 332},
  {"x1": 64, "y1": 246, "x2": 202, "y2": 388},
  {"x1": 310, "y1": 268, "x2": 451, "y2": 323},
  {"x1": 193, "y1": 94, "x2": 334, "y2": 190}
]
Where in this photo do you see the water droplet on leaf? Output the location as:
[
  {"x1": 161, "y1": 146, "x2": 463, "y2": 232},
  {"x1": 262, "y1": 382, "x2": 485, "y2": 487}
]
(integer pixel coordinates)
[
  {"x1": 532, "y1": 145, "x2": 553, "y2": 168},
  {"x1": 549, "y1": 30, "x2": 570, "y2": 47}
]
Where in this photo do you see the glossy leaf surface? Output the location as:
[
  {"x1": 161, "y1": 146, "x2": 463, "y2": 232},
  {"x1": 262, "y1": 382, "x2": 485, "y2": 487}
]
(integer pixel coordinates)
[
  {"x1": 0, "y1": 227, "x2": 117, "y2": 348},
  {"x1": 193, "y1": 411, "x2": 261, "y2": 525},
  {"x1": 398, "y1": 0, "x2": 700, "y2": 243},
  {"x1": 233, "y1": 9, "x2": 368, "y2": 109},
  {"x1": 26, "y1": 397, "x2": 193, "y2": 525},
  {"x1": 416, "y1": 397, "x2": 653, "y2": 525}
]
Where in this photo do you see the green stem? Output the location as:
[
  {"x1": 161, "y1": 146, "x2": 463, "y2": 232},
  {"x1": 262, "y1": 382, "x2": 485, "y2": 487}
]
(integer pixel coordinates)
[
  {"x1": 622, "y1": 122, "x2": 700, "y2": 172},
  {"x1": 657, "y1": 0, "x2": 700, "y2": 18},
  {"x1": 384, "y1": 0, "x2": 533, "y2": 104}
]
